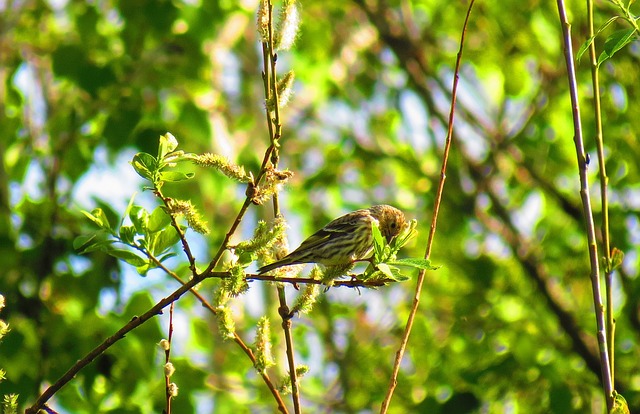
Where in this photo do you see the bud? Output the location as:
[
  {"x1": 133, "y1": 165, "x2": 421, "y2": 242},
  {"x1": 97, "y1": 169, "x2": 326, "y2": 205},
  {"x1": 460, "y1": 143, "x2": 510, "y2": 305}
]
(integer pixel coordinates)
[
  {"x1": 159, "y1": 339, "x2": 171, "y2": 351},
  {"x1": 254, "y1": 317, "x2": 275, "y2": 373},
  {"x1": 164, "y1": 362, "x2": 175, "y2": 377},
  {"x1": 257, "y1": 0, "x2": 271, "y2": 42},
  {"x1": 274, "y1": 0, "x2": 300, "y2": 51},
  {"x1": 168, "y1": 382, "x2": 179, "y2": 397}
]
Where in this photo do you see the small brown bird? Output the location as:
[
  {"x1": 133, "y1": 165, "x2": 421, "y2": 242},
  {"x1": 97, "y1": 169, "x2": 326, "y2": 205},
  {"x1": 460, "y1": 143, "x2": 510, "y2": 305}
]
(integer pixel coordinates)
[{"x1": 258, "y1": 205, "x2": 406, "y2": 274}]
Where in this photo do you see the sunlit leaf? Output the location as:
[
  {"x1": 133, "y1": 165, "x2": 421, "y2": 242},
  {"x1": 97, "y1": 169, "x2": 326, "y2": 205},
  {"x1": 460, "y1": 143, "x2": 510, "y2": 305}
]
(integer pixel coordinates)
[
  {"x1": 388, "y1": 258, "x2": 437, "y2": 270},
  {"x1": 131, "y1": 152, "x2": 157, "y2": 181},
  {"x1": 129, "y1": 205, "x2": 149, "y2": 234},
  {"x1": 108, "y1": 249, "x2": 148, "y2": 267},
  {"x1": 598, "y1": 28, "x2": 637, "y2": 66},
  {"x1": 148, "y1": 207, "x2": 171, "y2": 233},
  {"x1": 160, "y1": 171, "x2": 195, "y2": 182},
  {"x1": 81, "y1": 208, "x2": 111, "y2": 231},
  {"x1": 158, "y1": 132, "x2": 179, "y2": 160}
]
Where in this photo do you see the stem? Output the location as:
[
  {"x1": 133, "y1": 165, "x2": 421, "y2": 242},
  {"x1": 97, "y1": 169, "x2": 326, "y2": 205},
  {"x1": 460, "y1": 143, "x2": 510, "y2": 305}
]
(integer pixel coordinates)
[
  {"x1": 555, "y1": 0, "x2": 613, "y2": 410},
  {"x1": 379, "y1": 0, "x2": 474, "y2": 411},
  {"x1": 164, "y1": 302, "x2": 175, "y2": 414},
  {"x1": 260, "y1": 1, "x2": 300, "y2": 411},
  {"x1": 587, "y1": 0, "x2": 614, "y2": 386}
]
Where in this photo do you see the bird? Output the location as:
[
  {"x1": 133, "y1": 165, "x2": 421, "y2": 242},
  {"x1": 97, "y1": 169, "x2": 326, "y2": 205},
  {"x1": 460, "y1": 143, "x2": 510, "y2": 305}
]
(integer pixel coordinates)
[{"x1": 258, "y1": 205, "x2": 406, "y2": 274}]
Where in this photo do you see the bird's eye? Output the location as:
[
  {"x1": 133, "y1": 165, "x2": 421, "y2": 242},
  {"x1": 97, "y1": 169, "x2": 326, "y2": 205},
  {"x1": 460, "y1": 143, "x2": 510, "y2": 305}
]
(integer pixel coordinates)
[{"x1": 390, "y1": 222, "x2": 396, "y2": 229}]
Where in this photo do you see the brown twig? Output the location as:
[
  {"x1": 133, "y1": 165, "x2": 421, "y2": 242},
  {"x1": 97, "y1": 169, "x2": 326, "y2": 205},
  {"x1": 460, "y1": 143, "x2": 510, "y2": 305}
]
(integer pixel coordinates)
[
  {"x1": 155, "y1": 188, "x2": 198, "y2": 275},
  {"x1": 145, "y1": 250, "x2": 291, "y2": 413},
  {"x1": 164, "y1": 302, "x2": 175, "y2": 414},
  {"x1": 379, "y1": 1, "x2": 475, "y2": 412}
]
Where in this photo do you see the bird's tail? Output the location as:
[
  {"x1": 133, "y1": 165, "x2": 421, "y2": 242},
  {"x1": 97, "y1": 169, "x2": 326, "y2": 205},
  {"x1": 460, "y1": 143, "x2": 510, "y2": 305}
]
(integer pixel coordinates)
[{"x1": 257, "y1": 258, "x2": 293, "y2": 274}]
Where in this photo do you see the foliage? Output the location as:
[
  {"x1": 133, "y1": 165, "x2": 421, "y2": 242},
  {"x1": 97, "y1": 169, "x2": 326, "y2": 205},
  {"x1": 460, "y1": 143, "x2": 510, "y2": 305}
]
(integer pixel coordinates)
[{"x1": 1, "y1": 0, "x2": 639, "y2": 413}]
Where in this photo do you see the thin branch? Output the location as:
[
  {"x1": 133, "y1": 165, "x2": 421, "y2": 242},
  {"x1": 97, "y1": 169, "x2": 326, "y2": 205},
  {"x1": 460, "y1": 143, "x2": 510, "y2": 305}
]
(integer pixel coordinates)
[
  {"x1": 155, "y1": 188, "x2": 198, "y2": 275},
  {"x1": 555, "y1": 0, "x2": 613, "y2": 410},
  {"x1": 380, "y1": 1, "x2": 474, "y2": 412},
  {"x1": 587, "y1": 0, "x2": 615, "y2": 385},
  {"x1": 260, "y1": 1, "x2": 300, "y2": 411},
  {"x1": 164, "y1": 302, "x2": 175, "y2": 414},
  {"x1": 145, "y1": 252, "x2": 291, "y2": 414}
]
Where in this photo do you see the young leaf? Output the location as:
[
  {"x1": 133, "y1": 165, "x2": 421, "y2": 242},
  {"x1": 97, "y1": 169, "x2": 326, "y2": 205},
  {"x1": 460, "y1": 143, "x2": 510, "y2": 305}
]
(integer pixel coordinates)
[
  {"x1": 388, "y1": 258, "x2": 437, "y2": 270},
  {"x1": 129, "y1": 205, "x2": 149, "y2": 234},
  {"x1": 73, "y1": 230, "x2": 115, "y2": 253},
  {"x1": 376, "y1": 263, "x2": 394, "y2": 279},
  {"x1": 121, "y1": 192, "x2": 138, "y2": 228},
  {"x1": 131, "y1": 152, "x2": 157, "y2": 181},
  {"x1": 119, "y1": 225, "x2": 136, "y2": 245},
  {"x1": 598, "y1": 28, "x2": 637, "y2": 66},
  {"x1": 108, "y1": 249, "x2": 149, "y2": 267},
  {"x1": 575, "y1": 16, "x2": 620, "y2": 62},
  {"x1": 148, "y1": 227, "x2": 181, "y2": 256},
  {"x1": 158, "y1": 133, "x2": 179, "y2": 160},
  {"x1": 371, "y1": 221, "x2": 385, "y2": 261},
  {"x1": 81, "y1": 208, "x2": 112, "y2": 231},
  {"x1": 148, "y1": 207, "x2": 171, "y2": 233},
  {"x1": 160, "y1": 171, "x2": 195, "y2": 182}
]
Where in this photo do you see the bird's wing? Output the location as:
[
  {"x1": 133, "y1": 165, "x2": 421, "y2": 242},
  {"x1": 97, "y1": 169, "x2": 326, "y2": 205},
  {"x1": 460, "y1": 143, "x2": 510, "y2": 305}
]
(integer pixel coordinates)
[{"x1": 293, "y1": 210, "x2": 373, "y2": 252}]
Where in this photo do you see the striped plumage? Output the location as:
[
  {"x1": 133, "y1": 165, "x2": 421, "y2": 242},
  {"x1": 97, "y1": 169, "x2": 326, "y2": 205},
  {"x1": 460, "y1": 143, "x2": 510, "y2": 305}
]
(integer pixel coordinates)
[{"x1": 258, "y1": 205, "x2": 406, "y2": 274}]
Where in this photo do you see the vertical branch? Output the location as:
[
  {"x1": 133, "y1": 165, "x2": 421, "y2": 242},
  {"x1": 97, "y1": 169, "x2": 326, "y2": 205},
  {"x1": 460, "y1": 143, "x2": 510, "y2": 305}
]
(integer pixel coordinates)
[
  {"x1": 379, "y1": 0, "x2": 474, "y2": 412},
  {"x1": 555, "y1": 0, "x2": 613, "y2": 410},
  {"x1": 259, "y1": 1, "x2": 300, "y2": 412},
  {"x1": 586, "y1": 0, "x2": 614, "y2": 385},
  {"x1": 164, "y1": 302, "x2": 175, "y2": 414}
]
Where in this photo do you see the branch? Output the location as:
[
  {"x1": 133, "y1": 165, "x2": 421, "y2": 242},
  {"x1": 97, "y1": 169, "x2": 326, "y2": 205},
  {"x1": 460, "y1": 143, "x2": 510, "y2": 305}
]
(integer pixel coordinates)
[
  {"x1": 25, "y1": 274, "x2": 203, "y2": 414},
  {"x1": 380, "y1": 0, "x2": 475, "y2": 412},
  {"x1": 555, "y1": 0, "x2": 613, "y2": 409}
]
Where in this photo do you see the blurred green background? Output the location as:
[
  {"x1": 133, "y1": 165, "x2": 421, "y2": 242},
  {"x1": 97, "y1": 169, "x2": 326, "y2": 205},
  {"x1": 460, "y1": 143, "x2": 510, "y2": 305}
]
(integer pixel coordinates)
[{"x1": 1, "y1": 0, "x2": 639, "y2": 413}]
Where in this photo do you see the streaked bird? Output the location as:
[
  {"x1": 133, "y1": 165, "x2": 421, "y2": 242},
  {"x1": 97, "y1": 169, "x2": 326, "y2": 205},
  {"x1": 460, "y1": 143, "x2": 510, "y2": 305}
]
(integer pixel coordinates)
[{"x1": 258, "y1": 205, "x2": 406, "y2": 274}]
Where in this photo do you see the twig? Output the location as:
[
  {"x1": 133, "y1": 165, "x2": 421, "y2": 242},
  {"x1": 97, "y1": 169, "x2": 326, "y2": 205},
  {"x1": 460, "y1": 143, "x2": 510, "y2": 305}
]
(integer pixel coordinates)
[
  {"x1": 555, "y1": 0, "x2": 613, "y2": 410},
  {"x1": 145, "y1": 251, "x2": 291, "y2": 413},
  {"x1": 259, "y1": 0, "x2": 300, "y2": 411},
  {"x1": 379, "y1": 1, "x2": 474, "y2": 412},
  {"x1": 164, "y1": 302, "x2": 175, "y2": 414},
  {"x1": 586, "y1": 0, "x2": 614, "y2": 386},
  {"x1": 155, "y1": 188, "x2": 198, "y2": 275}
]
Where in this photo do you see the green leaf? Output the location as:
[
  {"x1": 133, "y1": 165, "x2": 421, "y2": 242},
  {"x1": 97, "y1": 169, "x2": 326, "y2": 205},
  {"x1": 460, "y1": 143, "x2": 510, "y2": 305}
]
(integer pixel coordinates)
[
  {"x1": 388, "y1": 258, "x2": 437, "y2": 270},
  {"x1": 148, "y1": 207, "x2": 171, "y2": 233},
  {"x1": 148, "y1": 227, "x2": 181, "y2": 256},
  {"x1": 108, "y1": 249, "x2": 149, "y2": 267},
  {"x1": 238, "y1": 251, "x2": 256, "y2": 266},
  {"x1": 612, "y1": 391, "x2": 630, "y2": 414},
  {"x1": 131, "y1": 152, "x2": 157, "y2": 181},
  {"x1": 371, "y1": 221, "x2": 385, "y2": 260},
  {"x1": 575, "y1": 16, "x2": 620, "y2": 62},
  {"x1": 129, "y1": 205, "x2": 149, "y2": 234},
  {"x1": 74, "y1": 230, "x2": 116, "y2": 254},
  {"x1": 376, "y1": 263, "x2": 394, "y2": 279},
  {"x1": 158, "y1": 252, "x2": 178, "y2": 263},
  {"x1": 389, "y1": 268, "x2": 411, "y2": 282},
  {"x1": 121, "y1": 192, "x2": 138, "y2": 228},
  {"x1": 135, "y1": 262, "x2": 154, "y2": 276},
  {"x1": 158, "y1": 132, "x2": 179, "y2": 160},
  {"x1": 81, "y1": 208, "x2": 112, "y2": 230},
  {"x1": 119, "y1": 225, "x2": 136, "y2": 245},
  {"x1": 598, "y1": 28, "x2": 637, "y2": 66},
  {"x1": 159, "y1": 171, "x2": 195, "y2": 182},
  {"x1": 576, "y1": 34, "x2": 597, "y2": 62}
]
